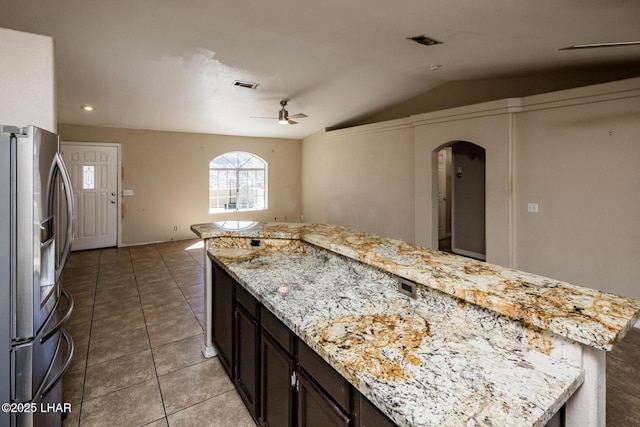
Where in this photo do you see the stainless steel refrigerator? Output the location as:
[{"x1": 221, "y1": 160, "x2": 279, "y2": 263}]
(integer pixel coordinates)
[{"x1": 1, "y1": 125, "x2": 75, "y2": 427}]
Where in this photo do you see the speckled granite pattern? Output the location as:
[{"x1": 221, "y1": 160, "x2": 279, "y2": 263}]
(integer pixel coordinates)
[
  {"x1": 192, "y1": 222, "x2": 640, "y2": 350},
  {"x1": 208, "y1": 244, "x2": 583, "y2": 427}
]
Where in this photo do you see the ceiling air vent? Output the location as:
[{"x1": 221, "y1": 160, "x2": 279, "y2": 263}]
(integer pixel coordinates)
[
  {"x1": 233, "y1": 80, "x2": 260, "y2": 89},
  {"x1": 408, "y1": 35, "x2": 442, "y2": 46}
]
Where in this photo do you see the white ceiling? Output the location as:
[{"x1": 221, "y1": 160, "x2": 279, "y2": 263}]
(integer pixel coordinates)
[{"x1": 1, "y1": 0, "x2": 639, "y2": 139}]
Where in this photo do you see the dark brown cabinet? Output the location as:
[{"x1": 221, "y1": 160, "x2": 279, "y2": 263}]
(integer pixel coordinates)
[
  {"x1": 261, "y1": 330, "x2": 295, "y2": 427},
  {"x1": 358, "y1": 396, "x2": 397, "y2": 427},
  {"x1": 297, "y1": 369, "x2": 350, "y2": 427},
  {"x1": 236, "y1": 303, "x2": 260, "y2": 419},
  {"x1": 212, "y1": 262, "x2": 234, "y2": 377}
]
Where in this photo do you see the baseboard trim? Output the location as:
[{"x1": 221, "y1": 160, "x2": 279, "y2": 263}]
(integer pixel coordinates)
[
  {"x1": 452, "y1": 247, "x2": 486, "y2": 261},
  {"x1": 201, "y1": 343, "x2": 218, "y2": 358}
]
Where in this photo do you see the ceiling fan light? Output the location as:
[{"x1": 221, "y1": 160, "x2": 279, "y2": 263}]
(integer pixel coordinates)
[{"x1": 278, "y1": 108, "x2": 289, "y2": 124}]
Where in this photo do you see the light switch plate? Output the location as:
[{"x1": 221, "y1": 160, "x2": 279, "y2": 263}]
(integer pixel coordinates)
[
  {"x1": 527, "y1": 203, "x2": 539, "y2": 213},
  {"x1": 123, "y1": 189, "x2": 134, "y2": 196}
]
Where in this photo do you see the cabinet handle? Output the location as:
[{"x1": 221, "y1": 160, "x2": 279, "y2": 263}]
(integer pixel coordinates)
[{"x1": 291, "y1": 371, "x2": 297, "y2": 388}]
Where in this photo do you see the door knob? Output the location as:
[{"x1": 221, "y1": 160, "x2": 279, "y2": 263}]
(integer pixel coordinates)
[
  {"x1": 111, "y1": 192, "x2": 116, "y2": 196},
  {"x1": 111, "y1": 200, "x2": 116, "y2": 204}
]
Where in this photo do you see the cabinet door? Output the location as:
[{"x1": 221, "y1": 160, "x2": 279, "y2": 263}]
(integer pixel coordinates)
[
  {"x1": 260, "y1": 331, "x2": 295, "y2": 427},
  {"x1": 359, "y1": 394, "x2": 396, "y2": 427},
  {"x1": 236, "y1": 304, "x2": 260, "y2": 420},
  {"x1": 212, "y1": 262, "x2": 234, "y2": 376},
  {"x1": 297, "y1": 369, "x2": 350, "y2": 427}
]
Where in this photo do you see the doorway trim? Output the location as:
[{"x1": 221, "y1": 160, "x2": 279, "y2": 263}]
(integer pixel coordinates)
[
  {"x1": 60, "y1": 141, "x2": 122, "y2": 249},
  {"x1": 413, "y1": 99, "x2": 516, "y2": 267},
  {"x1": 435, "y1": 141, "x2": 486, "y2": 261}
]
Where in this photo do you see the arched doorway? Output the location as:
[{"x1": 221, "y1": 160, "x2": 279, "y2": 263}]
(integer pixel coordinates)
[{"x1": 436, "y1": 141, "x2": 486, "y2": 260}]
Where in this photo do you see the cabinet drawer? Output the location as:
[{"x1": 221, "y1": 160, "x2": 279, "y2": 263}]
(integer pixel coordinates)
[
  {"x1": 236, "y1": 284, "x2": 259, "y2": 318},
  {"x1": 298, "y1": 340, "x2": 351, "y2": 413},
  {"x1": 261, "y1": 307, "x2": 293, "y2": 355}
]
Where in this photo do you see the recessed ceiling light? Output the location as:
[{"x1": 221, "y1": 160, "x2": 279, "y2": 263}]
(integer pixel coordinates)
[
  {"x1": 81, "y1": 105, "x2": 95, "y2": 111},
  {"x1": 560, "y1": 40, "x2": 640, "y2": 50}
]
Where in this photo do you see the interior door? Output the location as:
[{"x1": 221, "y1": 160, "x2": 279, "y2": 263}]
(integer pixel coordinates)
[{"x1": 61, "y1": 143, "x2": 118, "y2": 250}]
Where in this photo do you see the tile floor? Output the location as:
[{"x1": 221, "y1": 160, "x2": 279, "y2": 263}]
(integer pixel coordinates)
[
  {"x1": 60, "y1": 239, "x2": 254, "y2": 427},
  {"x1": 606, "y1": 326, "x2": 640, "y2": 427},
  {"x1": 59, "y1": 239, "x2": 640, "y2": 427}
]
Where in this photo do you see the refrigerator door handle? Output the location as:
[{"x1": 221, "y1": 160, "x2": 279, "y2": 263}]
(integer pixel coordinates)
[
  {"x1": 38, "y1": 328, "x2": 74, "y2": 399},
  {"x1": 52, "y1": 153, "x2": 74, "y2": 281},
  {"x1": 40, "y1": 288, "x2": 74, "y2": 343}
]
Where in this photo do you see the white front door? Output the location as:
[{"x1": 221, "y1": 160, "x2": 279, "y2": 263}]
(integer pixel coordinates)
[{"x1": 61, "y1": 143, "x2": 119, "y2": 251}]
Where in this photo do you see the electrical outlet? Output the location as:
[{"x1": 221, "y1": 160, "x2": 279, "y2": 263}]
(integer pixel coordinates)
[
  {"x1": 527, "y1": 203, "x2": 539, "y2": 213},
  {"x1": 398, "y1": 278, "x2": 417, "y2": 299}
]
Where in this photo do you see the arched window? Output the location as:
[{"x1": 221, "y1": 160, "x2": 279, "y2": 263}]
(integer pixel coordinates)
[{"x1": 209, "y1": 151, "x2": 267, "y2": 213}]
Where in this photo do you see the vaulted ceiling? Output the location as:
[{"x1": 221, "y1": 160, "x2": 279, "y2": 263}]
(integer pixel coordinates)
[{"x1": 1, "y1": 0, "x2": 639, "y2": 139}]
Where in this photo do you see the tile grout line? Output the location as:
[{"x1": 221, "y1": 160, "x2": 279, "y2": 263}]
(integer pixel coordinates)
[
  {"x1": 151, "y1": 242, "x2": 207, "y2": 426},
  {"x1": 131, "y1": 244, "x2": 170, "y2": 425},
  {"x1": 72, "y1": 248, "x2": 101, "y2": 427},
  {"x1": 162, "y1": 387, "x2": 241, "y2": 421},
  {"x1": 156, "y1": 243, "x2": 205, "y2": 327}
]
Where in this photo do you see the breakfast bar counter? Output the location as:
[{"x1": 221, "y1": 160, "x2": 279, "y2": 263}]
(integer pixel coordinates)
[{"x1": 191, "y1": 222, "x2": 640, "y2": 427}]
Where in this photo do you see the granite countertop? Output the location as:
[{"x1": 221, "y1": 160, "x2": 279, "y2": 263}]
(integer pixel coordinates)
[
  {"x1": 191, "y1": 222, "x2": 640, "y2": 351},
  {"x1": 207, "y1": 242, "x2": 583, "y2": 427}
]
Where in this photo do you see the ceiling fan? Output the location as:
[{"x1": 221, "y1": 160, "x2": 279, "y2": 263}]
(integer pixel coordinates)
[{"x1": 251, "y1": 100, "x2": 308, "y2": 125}]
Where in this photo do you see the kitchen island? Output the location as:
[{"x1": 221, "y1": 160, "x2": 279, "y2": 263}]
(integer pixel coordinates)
[{"x1": 191, "y1": 222, "x2": 640, "y2": 427}]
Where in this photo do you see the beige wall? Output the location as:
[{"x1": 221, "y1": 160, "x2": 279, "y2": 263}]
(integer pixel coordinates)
[
  {"x1": 513, "y1": 83, "x2": 640, "y2": 298},
  {"x1": 58, "y1": 125, "x2": 302, "y2": 246},
  {"x1": 413, "y1": 101, "x2": 516, "y2": 267},
  {"x1": 0, "y1": 27, "x2": 56, "y2": 131},
  {"x1": 302, "y1": 122, "x2": 415, "y2": 242},
  {"x1": 302, "y1": 78, "x2": 640, "y2": 299}
]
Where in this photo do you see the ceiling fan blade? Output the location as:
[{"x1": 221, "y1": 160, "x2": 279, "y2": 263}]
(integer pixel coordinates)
[
  {"x1": 559, "y1": 40, "x2": 640, "y2": 50},
  {"x1": 289, "y1": 113, "x2": 308, "y2": 119},
  {"x1": 250, "y1": 116, "x2": 278, "y2": 119},
  {"x1": 288, "y1": 119, "x2": 298, "y2": 125}
]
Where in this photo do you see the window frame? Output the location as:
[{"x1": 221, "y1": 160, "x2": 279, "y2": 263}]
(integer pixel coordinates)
[{"x1": 208, "y1": 151, "x2": 267, "y2": 214}]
